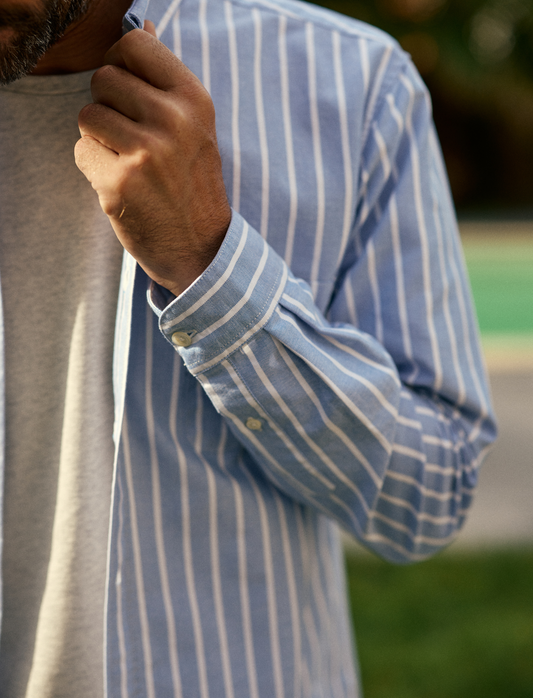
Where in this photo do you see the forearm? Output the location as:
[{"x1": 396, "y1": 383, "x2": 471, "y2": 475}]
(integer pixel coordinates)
[{"x1": 151, "y1": 211, "x2": 495, "y2": 562}]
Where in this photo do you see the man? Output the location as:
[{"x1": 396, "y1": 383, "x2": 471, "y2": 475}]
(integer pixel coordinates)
[{"x1": 0, "y1": 0, "x2": 496, "y2": 696}]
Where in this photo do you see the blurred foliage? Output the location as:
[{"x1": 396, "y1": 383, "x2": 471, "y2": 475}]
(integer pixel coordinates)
[
  {"x1": 346, "y1": 549, "x2": 533, "y2": 698},
  {"x1": 311, "y1": 0, "x2": 533, "y2": 212}
]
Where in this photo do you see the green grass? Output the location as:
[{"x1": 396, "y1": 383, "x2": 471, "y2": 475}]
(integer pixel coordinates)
[{"x1": 346, "y1": 549, "x2": 533, "y2": 698}]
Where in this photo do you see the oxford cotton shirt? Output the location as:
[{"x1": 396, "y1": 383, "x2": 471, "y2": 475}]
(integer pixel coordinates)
[{"x1": 1, "y1": 0, "x2": 497, "y2": 697}]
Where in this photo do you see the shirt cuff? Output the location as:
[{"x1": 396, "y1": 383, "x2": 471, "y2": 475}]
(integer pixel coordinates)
[{"x1": 151, "y1": 210, "x2": 289, "y2": 375}]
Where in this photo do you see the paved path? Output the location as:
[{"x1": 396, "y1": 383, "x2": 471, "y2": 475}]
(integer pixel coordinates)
[{"x1": 450, "y1": 368, "x2": 533, "y2": 549}]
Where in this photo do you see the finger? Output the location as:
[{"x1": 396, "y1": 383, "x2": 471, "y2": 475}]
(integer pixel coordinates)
[
  {"x1": 91, "y1": 64, "x2": 155, "y2": 123},
  {"x1": 144, "y1": 19, "x2": 157, "y2": 37},
  {"x1": 78, "y1": 102, "x2": 141, "y2": 154},
  {"x1": 74, "y1": 134, "x2": 118, "y2": 184},
  {"x1": 103, "y1": 29, "x2": 204, "y2": 97}
]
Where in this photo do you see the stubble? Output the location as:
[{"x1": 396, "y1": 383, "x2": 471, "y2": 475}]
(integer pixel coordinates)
[{"x1": 0, "y1": 0, "x2": 90, "y2": 84}]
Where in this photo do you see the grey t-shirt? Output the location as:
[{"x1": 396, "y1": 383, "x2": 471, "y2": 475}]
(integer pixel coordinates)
[{"x1": 0, "y1": 70, "x2": 124, "y2": 698}]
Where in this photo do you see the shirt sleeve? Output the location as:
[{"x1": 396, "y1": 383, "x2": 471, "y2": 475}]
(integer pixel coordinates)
[{"x1": 149, "y1": 55, "x2": 497, "y2": 564}]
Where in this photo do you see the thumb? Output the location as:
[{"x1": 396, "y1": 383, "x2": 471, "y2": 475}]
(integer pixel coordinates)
[{"x1": 143, "y1": 19, "x2": 157, "y2": 38}]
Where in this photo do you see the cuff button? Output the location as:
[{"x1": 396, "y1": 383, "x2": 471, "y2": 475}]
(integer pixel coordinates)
[
  {"x1": 171, "y1": 331, "x2": 192, "y2": 348},
  {"x1": 246, "y1": 417, "x2": 263, "y2": 431}
]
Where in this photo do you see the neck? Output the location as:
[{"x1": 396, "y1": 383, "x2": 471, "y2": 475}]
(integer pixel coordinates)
[{"x1": 31, "y1": 0, "x2": 133, "y2": 75}]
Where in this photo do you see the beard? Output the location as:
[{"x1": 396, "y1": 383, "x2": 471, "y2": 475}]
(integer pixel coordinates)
[{"x1": 0, "y1": 0, "x2": 90, "y2": 84}]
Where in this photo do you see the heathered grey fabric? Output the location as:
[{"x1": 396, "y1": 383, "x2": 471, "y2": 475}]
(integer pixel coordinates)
[{"x1": 0, "y1": 70, "x2": 124, "y2": 698}]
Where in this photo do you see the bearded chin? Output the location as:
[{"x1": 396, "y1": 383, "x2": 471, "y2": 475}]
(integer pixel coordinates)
[
  {"x1": 0, "y1": 0, "x2": 90, "y2": 85},
  {"x1": 0, "y1": 27, "x2": 53, "y2": 85}
]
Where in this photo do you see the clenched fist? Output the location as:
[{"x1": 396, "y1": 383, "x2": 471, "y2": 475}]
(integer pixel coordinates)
[{"x1": 75, "y1": 21, "x2": 231, "y2": 297}]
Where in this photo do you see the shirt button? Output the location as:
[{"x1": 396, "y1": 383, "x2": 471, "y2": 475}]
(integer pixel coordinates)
[
  {"x1": 171, "y1": 331, "x2": 192, "y2": 347},
  {"x1": 246, "y1": 417, "x2": 262, "y2": 431}
]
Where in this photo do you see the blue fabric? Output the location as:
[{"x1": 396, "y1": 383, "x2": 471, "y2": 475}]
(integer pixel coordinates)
[{"x1": 2, "y1": 0, "x2": 498, "y2": 696}]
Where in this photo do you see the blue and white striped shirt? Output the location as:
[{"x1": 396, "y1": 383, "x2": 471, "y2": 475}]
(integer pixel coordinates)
[{"x1": 106, "y1": 0, "x2": 497, "y2": 695}]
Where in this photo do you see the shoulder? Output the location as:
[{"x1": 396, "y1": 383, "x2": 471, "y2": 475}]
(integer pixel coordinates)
[
  {"x1": 151, "y1": 0, "x2": 405, "y2": 57},
  {"x1": 151, "y1": 0, "x2": 417, "y2": 117}
]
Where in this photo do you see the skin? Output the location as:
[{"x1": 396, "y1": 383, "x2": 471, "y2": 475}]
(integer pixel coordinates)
[
  {"x1": 76, "y1": 24, "x2": 232, "y2": 296},
  {"x1": 1, "y1": 0, "x2": 232, "y2": 296}
]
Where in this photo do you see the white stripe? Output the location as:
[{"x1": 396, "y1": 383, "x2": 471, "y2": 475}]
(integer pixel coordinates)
[
  {"x1": 193, "y1": 386, "x2": 235, "y2": 698},
  {"x1": 122, "y1": 414, "x2": 156, "y2": 698},
  {"x1": 425, "y1": 462, "x2": 457, "y2": 476},
  {"x1": 274, "y1": 339, "x2": 379, "y2": 494},
  {"x1": 199, "y1": 0, "x2": 210, "y2": 93},
  {"x1": 390, "y1": 194, "x2": 414, "y2": 364},
  {"x1": 371, "y1": 509, "x2": 456, "y2": 542},
  {"x1": 372, "y1": 122, "x2": 413, "y2": 362},
  {"x1": 308, "y1": 518, "x2": 335, "y2": 688},
  {"x1": 172, "y1": 8, "x2": 182, "y2": 59},
  {"x1": 343, "y1": 273, "x2": 358, "y2": 327},
  {"x1": 316, "y1": 524, "x2": 345, "y2": 698},
  {"x1": 379, "y1": 492, "x2": 461, "y2": 526},
  {"x1": 193, "y1": 240, "x2": 270, "y2": 342},
  {"x1": 279, "y1": 303, "x2": 401, "y2": 394},
  {"x1": 220, "y1": 358, "x2": 335, "y2": 490},
  {"x1": 303, "y1": 606, "x2": 323, "y2": 692},
  {"x1": 115, "y1": 476, "x2": 129, "y2": 698},
  {"x1": 358, "y1": 167, "x2": 371, "y2": 227},
  {"x1": 241, "y1": 471, "x2": 285, "y2": 698},
  {"x1": 415, "y1": 405, "x2": 450, "y2": 423},
  {"x1": 363, "y1": 531, "x2": 448, "y2": 559},
  {"x1": 396, "y1": 414, "x2": 422, "y2": 430},
  {"x1": 281, "y1": 293, "x2": 319, "y2": 322},
  {"x1": 431, "y1": 172, "x2": 466, "y2": 404},
  {"x1": 366, "y1": 238, "x2": 383, "y2": 343},
  {"x1": 168, "y1": 364, "x2": 210, "y2": 698},
  {"x1": 386, "y1": 92, "x2": 404, "y2": 132},
  {"x1": 160, "y1": 223, "x2": 249, "y2": 331},
  {"x1": 386, "y1": 470, "x2": 463, "y2": 502},
  {"x1": 362, "y1": 46, "x2": 392, "y2": 144},
  {"x1": 306, "y1": 22, "x2": 326, "y2": 289},
  {"x1": 211, "y1": 427, "x2": 236, "y2": 698},
  {"x1": 234, "y1": 460, "x2": 261, "y2": 698},
  {"x1": 190, "y1": 264, "x2": 288, "y2": 374},
  {"x1": 247, "y1": 0, "x2": 390, "y2": 39},
  {"x1": 422, "y1": 434, "x2": 456, "y2": 450},
  {"x1": 145, "y1": 309, "x2": 182, "y2": 698},
  {"x1": 279, "y1": 15, "x2": 298, "y2": 266},
  {"x1": 225, "y1": 0, "x2": 241, "y2": 212},
  {"x1": 359, "y1": 38, "x2": 370, "y2": 92},
  {"x1": 199, "y1": 372, "x2": 317, "y2": 498},
  {"x1": 156, "y1": 0, "x2": 184, "y2": 37},
  {"x1": 216, "y1": 425, "x2": 260, "y2": 698},
  {"x1": 275, "y1": 306, "x2": 399, "y2": 435},
  {"x1": 400, "y1": 73, "x2": 443, "y2": 389},
  {"x1": 392, "y1": 443, "x2": 426, "y2": 462},
  {"x1": 372, "y1": 122, "x2": 391, "y2": 180},
  {"x1": 333, "y1": 30, "x2": 354, "y2": 268},
  {"x1": 253, "y1": 8, "x2": 270, "y2": 239},
  {"x1": 244, "y1": 343, "x2": 374, "y2": 501},
  {"x1": 247, "y1": 0, "x2": 300, "y2": 20},
  {"x1": 275, "y1": 494, "x2": 302, "y2": 698}
]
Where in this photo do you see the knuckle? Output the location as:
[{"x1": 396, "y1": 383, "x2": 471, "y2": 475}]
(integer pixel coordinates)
[
  {"x1": 78, "y1": 102, "x2": 100, "y2": 126},
  {"x1": 92, "y1": 63, "x2": 119, "y2": 90},
  {"x1": 130, "y1": 145, "x2": 153, "y2": 171},
  {"x1": 120, "y1": 27, "x2": 149, "y2": 55}
]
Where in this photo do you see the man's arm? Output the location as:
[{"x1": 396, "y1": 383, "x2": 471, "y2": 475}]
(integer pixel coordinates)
[{"x1": 76, "y1": 25, "x2": 496, "y2": 564}]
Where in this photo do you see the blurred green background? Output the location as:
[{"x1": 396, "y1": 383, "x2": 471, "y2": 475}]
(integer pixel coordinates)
[{"x1": 305, "y1": 1, "x2": 533, "y2": 697}]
